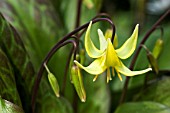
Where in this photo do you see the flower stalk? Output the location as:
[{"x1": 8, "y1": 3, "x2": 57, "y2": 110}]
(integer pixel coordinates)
[
  {"x1": 31, "y1": 17, "x2": 116, "y2": 112},
  {"x1": 119, "y1": 9, "x2": 170, "y2": 104}
]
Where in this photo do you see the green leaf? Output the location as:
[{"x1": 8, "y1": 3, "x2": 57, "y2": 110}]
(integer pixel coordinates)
[
  {"x1": 134, "y1": 77, "x2": 170, "y2": 107},
  {"x1": 0, "y1": 97, "x2": 24, "y2": 113},
  {"x1": 39, "y1": 93, "x2": 73, "y2": 113},
  {"x1": 0, "y1": 49, "x2": 22, "y2": 107},
  {"x1": 114, "y1": 101, "x2": 170, "y2": 113},
  {"x1": 0, "y1": 14, "x2": 35, "y2": 112}
]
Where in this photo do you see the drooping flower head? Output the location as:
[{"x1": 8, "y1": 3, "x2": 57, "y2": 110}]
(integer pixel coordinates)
[{"x1": 74, "y1": 21, "x2": 152, "y2": 82}]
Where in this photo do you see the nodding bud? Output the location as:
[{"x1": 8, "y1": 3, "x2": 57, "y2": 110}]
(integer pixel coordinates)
[
  {"x1": 83, "y1": 0, "x2": 94, "y2": 9},
  {"x1": 80, "y1": 49, "x2": 85, "y2": 65},
  {"x1": 152, "y1": 38, "x2": 163, "y2": 59},
  {"x1": 76, "y1": 54, "x2": 80, "y2": 61},
  {"x1": 44, "y1": 64, "x2": 60, "y2": 97},
  {"x1": 71, "y1": 65, "x2": 86, "y2": 102},
  {"x1": 142, "y1": 45, "x2": 159, "y2": 74},
  {"x1": 105, "y1": 29, "x2": 118, "y2": 48}
]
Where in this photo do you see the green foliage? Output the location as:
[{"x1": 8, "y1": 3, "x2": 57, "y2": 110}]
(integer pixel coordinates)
[
  {"x1": 0, "y1": 49, "x2": 21, "y2": 107},
  {"x1": 134, "y1": 77, "x2": 170, "y2": 107},
  {"x1": 114, "y1": 101, "x2": 170, "y2": 113},
  {"x1": 0, "y1": 0, "x2": 169, "y2": 113},
  {"x1": 0, "y1": 97, "x2": 24, "y2": 113}
]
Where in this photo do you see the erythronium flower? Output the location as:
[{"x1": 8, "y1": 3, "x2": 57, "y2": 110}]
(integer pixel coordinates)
[{"x1": 74, "y1": 21, "x2": 152, "y2": 83}]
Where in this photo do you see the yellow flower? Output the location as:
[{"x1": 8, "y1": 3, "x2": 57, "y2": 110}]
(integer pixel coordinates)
[{"x1": 74, "y1": 21, "x2": 152, "y2": 82}]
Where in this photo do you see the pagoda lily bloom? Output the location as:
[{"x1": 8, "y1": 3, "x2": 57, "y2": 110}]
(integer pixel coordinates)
[{"x1": 74, "y1": 21, "x2": 152, "y2": 82}]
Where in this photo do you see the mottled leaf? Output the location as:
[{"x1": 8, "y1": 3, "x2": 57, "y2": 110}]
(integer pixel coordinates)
[
  {"x1": 0, "y1": 49, "x2": 22, "y2": 107},
  {"x1": 0, "y1": 14, "x2": 35, "y2": 112}
]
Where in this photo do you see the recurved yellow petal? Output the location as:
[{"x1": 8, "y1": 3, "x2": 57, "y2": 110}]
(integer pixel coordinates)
[
  {"x1": 115, "y1": 61, "x2": 152, "y2": 76},
  {"x1": 98, "y1": 29, "x2": 107, "y2": 51},
  {"x1": 74, "y1": 56, "x2": 107, "y2": 75},
  {"x1": 116, "y1": 24, "x2": 139, "y2": 59},
  {"x1": 106, "y1": 38, "x2": 119, "y2": 67},
  {"x1": 85, "y1": 21, "x2": 104, "y2": 58}
]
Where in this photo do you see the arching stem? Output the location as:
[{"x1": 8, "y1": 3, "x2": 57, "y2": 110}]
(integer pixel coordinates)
[
  {"x1": 119, "y1": 9, "x2": 170, "y2": 104},
  {"x1": 31, "y1": 17, "x2": 116, "y2": 112}
]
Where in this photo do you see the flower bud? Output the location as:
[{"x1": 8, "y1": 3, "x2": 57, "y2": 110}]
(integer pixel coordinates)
[
  {"x1": 105, "y1": 29, "x2": 118, "y2": 48},
  {"x1": 152, "y1": 38, "x2": 163, "y2": 59},
  {"x1": 147, "y1": 51, "x2": 159, "y2": 74},
  {"x1": 71, "y1": 65, "x2": 86, "y2": 102},
  {"x1": 48, "y1": 73, "x2": 60, "y2": 97},
  {"x1": 142, "y1": 45, "x2": 159, "y2": 74},
  {"x1": 83, "y1": 0, "x2": 94, "y2": 9},
  {"x1": 44, "y1": 64, "x2": 60, "y2": 97},
  {"x1": 80, "y1": 49, "x2": 85, "y2": 65}
]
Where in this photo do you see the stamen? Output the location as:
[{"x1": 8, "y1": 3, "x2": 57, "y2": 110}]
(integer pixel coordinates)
[
  {"x1": 93, "y1": 75, "x2": 99, "y2": 82},
  {"x1": 117, "y1": 72, "x2": 123, "y2": 81},
  {"x1": 112, "y1": 67, "x2": 115, "y2": 76},
  {"x1": 107, "y1": 68, "x2": 112, "y2": 83}
]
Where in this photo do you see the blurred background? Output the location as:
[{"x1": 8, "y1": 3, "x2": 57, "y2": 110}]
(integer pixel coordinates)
[{"x1": 0, "y1": 0, "x2": 170, "y2": 113}]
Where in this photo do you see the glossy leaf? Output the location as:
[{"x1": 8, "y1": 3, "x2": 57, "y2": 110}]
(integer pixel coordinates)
[
  {"x1": 0, "y1": 97, "x2": 24, "y2": 113},
  {"x1": 114, "y1": 101, "x2": 170, "y2": 113},
  {"x1": 37, "y1": 94, "x2": 73, "y2": 113},
  {"x1": 135, "y1": 77, "x2": 170, "y2": 107}
]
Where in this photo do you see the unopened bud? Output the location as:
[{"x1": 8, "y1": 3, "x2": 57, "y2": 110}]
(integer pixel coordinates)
[
  {"x1": 142, "y1": 45, "x2": 159, "y2": 74},
  {"x1": 71, "y1": 65, "x2": 86, "y2": 102},
  {"x1": 44, "y1": 64, "x2": 60, "y2": 97},
  {"x1": 83, "y1": 0, "x2": 94, "y2": 9},
  {"x1": 80, "y1": 49, "x2": 85, "y2": 65},
  {"x1": 152, "y1": 38, "x2": 163, "y2": 59},
  {"x1": 105, "y1": 29, "x2": 118, "y2": 48}
]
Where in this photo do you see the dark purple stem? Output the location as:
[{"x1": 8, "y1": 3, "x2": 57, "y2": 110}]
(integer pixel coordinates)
[
  {"x1": 75, "y1": 0, "x2": 82, "y2": 29},
  {"x1": 31, "y1": 40, "x2": 77, "y2": 112},
  {"x1": 61, "y1": 36, "x2": 79, "y2": 96},
  {"x1": 119, "y1": 9, "x2": 170, "y2": 104},
  {"x1": 31, "y1": 17, "x2": 116, "y2": 112}
]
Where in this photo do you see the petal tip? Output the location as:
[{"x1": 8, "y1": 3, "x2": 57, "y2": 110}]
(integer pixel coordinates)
[
  {"x1": 74, "y1": 60, "x2": 78, "y2": 63},
  {"x1": 97, "y1": 29, "x2": 102, "y2": 32},
  {"x1": 149, "y1": 68, "x2": 152, "y2": 71}
]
